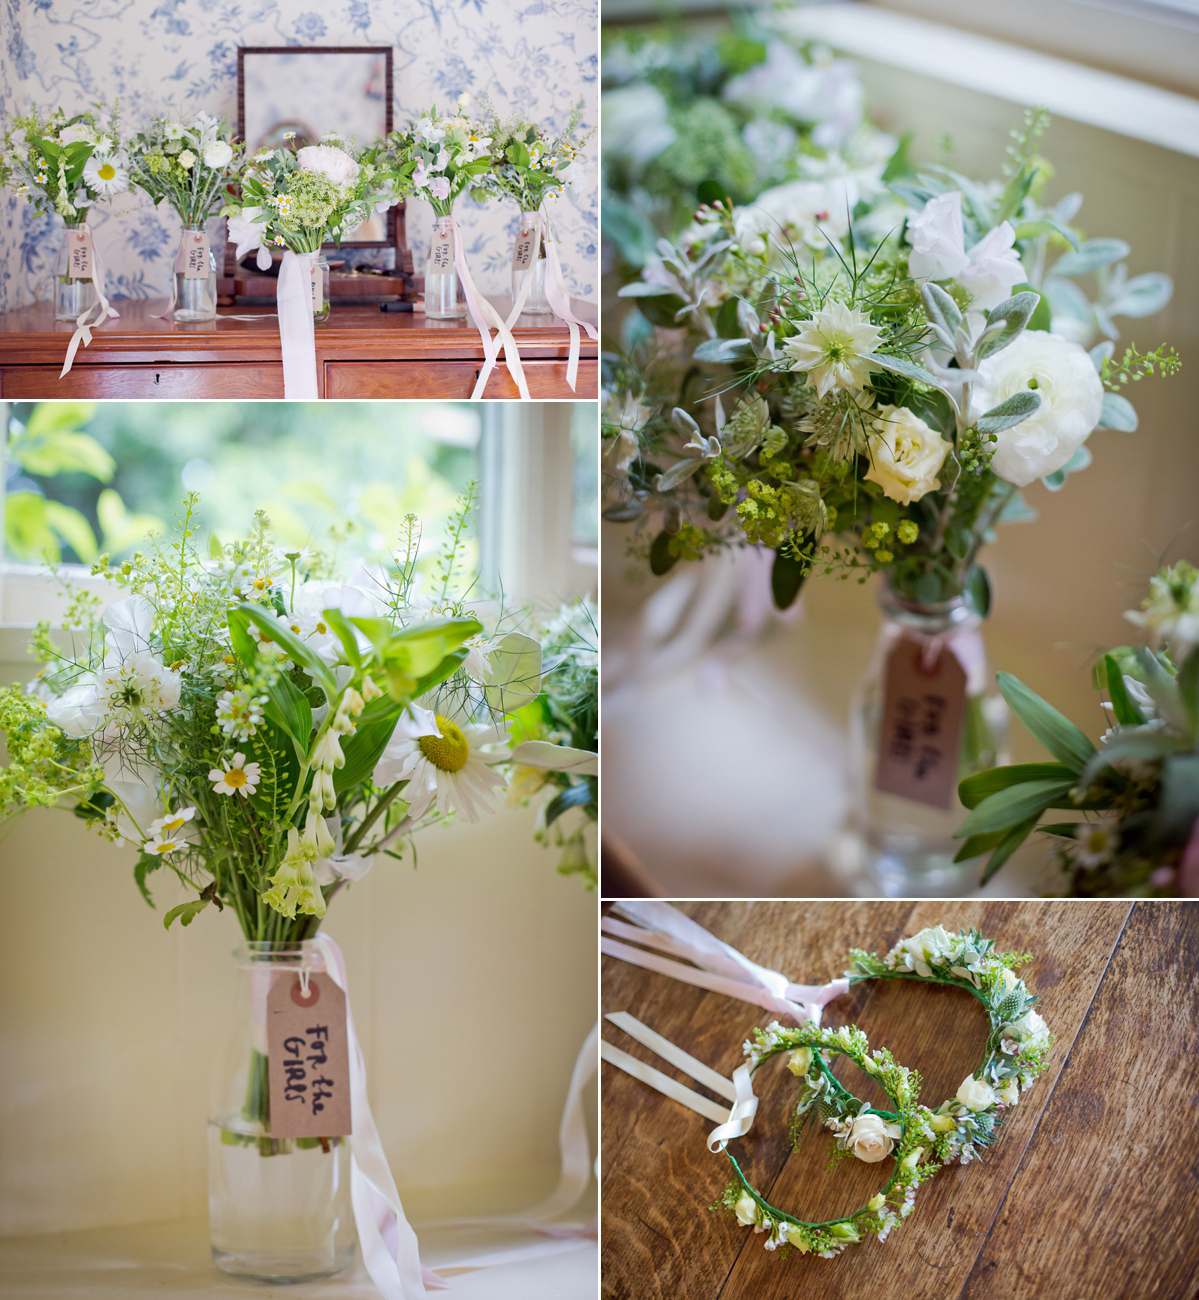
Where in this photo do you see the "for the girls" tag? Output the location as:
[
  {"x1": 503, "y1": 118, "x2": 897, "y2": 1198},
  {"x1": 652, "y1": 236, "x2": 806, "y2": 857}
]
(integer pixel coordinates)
[{"x1": 266, "y1": 971, "x2": 352, "y2": 1138}]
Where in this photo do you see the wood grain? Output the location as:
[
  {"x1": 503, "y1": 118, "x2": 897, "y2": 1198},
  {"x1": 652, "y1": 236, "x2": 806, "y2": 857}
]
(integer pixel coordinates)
[{"x1": 601, "y1": 901, "x2": 1197, "y2": 1300}]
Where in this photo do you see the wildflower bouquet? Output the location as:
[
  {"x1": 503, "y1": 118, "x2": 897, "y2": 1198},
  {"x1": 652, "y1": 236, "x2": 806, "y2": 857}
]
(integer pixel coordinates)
[
  {"x1": 510, "y1": 597, "x2": 598, "y2": 886},
  {"x1": 605, "y1": 111, "x2": 1179, "y2": 616},
  {"x1": 0, "y1": 104, "x2": 128, "y2": 219},
  {"x1": 956, "y1": 563, "x2": 1199, "y2": 896},
  {"x1": 223, "y1": 133, "x2": 400, "y2": 261},
  {"x1": 126, "y1": 110, "x2": 240, "y2": 226},
  {"x1": 382, "y1": 96, "x2": 494, "y2": 218},
  {"x1": 0, "y1": 494, "x2": 573, "y2": 941},
  {"x1": 479, "y1": 96, "x2": 594, "y2": 214}
]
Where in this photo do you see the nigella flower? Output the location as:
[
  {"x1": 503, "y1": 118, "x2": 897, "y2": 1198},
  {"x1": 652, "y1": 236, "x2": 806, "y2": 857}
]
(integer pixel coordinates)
[{"x1": 782, "y1": 301, "x2": 883, "y2": 399}]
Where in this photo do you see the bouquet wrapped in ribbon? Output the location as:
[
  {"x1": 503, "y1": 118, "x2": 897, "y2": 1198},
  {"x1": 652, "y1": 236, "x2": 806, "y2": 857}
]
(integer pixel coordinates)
[
  {"x1": 478, "y1": 95, "x2": 598, "y2": 389},
  {"x1": 382, "y1": 97, "x2": 531, "y2": 398},
  {"x1": 0, "y1": 104, "x2": 128, "y2": 359},
  {"x1": 126, "y1": 110, "x2": 242, "y2": 321},
  {"x1": 956, "y1": 563, "x2": 1199, "y2": 897},
  {"x1": 223, "y1": 135, "x2": 404, "y2": 396}
]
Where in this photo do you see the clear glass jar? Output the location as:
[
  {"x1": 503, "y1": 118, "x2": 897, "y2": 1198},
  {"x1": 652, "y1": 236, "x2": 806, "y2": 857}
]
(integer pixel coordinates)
[
  {"x1": 55, "y1": 220, "x2": 98, "y2": 322},
  {"x1": 208, "y1": 941, "x2": 355, "y2": 1283},
  {"x1": 312, "y1": 253, "x2": 331, "y2": 324},
  {"x1": 850, "y1": 578, "x2": 1009, "y2": 897},
  {"x1": 174, "y1": 221, "x2": 218, "y2": 322},
  {"x1": 424, "y1": 213, "x2": 463, "y2": 319},
  {"x1": 511, "y1": 212, "x2": 551, "y2": 314}
]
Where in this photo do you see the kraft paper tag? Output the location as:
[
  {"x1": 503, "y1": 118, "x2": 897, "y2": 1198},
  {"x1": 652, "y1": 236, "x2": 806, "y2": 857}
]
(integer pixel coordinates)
[
  {"x1": 874, "y1": 636, "x2": 967, "y2": 809},
  {"x1": 310, "y1": 260, "x2": 323, "y2": 312},
  {"x1": 511, "y1": 226, "x2": 536, "y2": 272},
  {"x1": 68, "y1": 229, "x2": 94, "y2": 279},
  {"x1": 176, "y1": 232, "x2": 210, "y2": 280},
  {"x1": 430, "y1": 230, "x2": 454, "y2": 272},
  {"x1": 266, "y1": 971, "x2": 352, "y2": 1138}
]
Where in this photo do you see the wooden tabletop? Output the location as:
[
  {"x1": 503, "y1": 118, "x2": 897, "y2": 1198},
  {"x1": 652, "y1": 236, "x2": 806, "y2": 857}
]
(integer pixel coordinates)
[
  {"x1": 0, "y1": 296, "x2": 598, "y2": 366},
  {"x1": 601, "y1": 900, "x2": 1199, "y2": 1300}
]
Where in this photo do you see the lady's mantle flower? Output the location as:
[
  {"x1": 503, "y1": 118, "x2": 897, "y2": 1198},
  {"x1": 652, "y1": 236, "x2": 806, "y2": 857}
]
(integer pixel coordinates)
[
  {"x1": 373, "y1": 703, "x2": 506, "y2": 823},
  {"x1": 209, "y1": 753, "x2": 261, "y2": 798},
  {"x1": 782, "y1": 301, "x2": 883, "y2": 399}
]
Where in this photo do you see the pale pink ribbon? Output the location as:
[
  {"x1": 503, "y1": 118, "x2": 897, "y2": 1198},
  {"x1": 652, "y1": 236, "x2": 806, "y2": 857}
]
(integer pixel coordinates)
[
  {"x1": 447, "y1": 217, "x2": 530, "y2": 402},
  {"x1": 59, "y1": 222, "x2": 120, "y2": 377},
  {"x1": 277, "y1": 249, "x2": 319, "y2": 399},
  {"x1": 309, "y1": 935, "x2": 596, "y2": 1293},
  {"x1": 603, "y1": 900, "x2": 850, "y2": 1025},
  {"x1": 504, "y1": 209, "x2": 596, "y2": 393}
]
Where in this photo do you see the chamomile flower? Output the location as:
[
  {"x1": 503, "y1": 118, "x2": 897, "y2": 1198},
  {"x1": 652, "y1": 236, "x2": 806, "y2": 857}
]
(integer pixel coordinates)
[
  {"x1": 215, "y1": 687, "x2": 266, "y2": 741},
  {"x1": 373, "y1": 703, "x2": 506, "y2": 823},
  {"x1": 1070, "y1": 819, "x2": 1120, "y2": 869},
  {"x1": 209, "y1": 753, "x2": 261, "y2": 798},
  {"x1": 83, "y1": 153, "x2": 129, "y2": 196},
  {"x1": 145, "y1": 834, "x2": 187, "y2": 855},
  {"x1": 148, "y1": 805, "x2": 196, "y2": 839}
]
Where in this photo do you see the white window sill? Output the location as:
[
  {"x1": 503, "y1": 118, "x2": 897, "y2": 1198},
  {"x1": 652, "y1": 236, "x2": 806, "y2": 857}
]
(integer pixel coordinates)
[{"x1": 778, "y1": 2, "x2": 1199, "y2": 156}]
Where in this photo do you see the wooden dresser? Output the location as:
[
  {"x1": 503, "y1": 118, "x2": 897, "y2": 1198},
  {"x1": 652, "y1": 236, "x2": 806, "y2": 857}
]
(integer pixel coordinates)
[{"x1": 0, "y1": 298, "x2": 598, "y2": 400}]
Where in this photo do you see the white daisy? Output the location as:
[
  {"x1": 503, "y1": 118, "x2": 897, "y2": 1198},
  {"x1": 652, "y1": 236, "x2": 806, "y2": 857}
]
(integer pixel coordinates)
[
  {"x1": 208, "y1": 753, "x2": 261, "y2": 798},
  {"x1": 148, "y1": 805, "x2": 196, "y2": 840},
  {"x1": 781, "y1": 301, "x2": 883, "y2": 399},
  {"x1": 145, "y1": 835, "x2": 186, "y2": 855},
  {"x1": 83, "y1": 153, "x2": 129, "y2": 197},
  {"x1": 1070, "y1": 820, "x2": 1120, "y2": 869},
  {"x1": 372, "y1": 703, "x2": 506, "y2": 823}
]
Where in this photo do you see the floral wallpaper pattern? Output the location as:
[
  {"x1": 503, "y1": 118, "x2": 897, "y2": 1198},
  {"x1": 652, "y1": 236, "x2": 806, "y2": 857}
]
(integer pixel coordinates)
[{"x1": 0, "y1": 0, "x2": 597, "y2": 313}]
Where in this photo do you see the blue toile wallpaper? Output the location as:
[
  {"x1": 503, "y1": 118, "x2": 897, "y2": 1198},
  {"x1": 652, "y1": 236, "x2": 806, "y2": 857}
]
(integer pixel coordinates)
[{"x1": 0, "y1": 0, "x2": 597, "y2": 313}]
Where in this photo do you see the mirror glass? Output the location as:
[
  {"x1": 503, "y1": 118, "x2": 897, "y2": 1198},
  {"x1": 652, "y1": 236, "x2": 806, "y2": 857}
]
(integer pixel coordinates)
[{"x1": 240, "y1": 48, "x2": 392, "y2": 244}]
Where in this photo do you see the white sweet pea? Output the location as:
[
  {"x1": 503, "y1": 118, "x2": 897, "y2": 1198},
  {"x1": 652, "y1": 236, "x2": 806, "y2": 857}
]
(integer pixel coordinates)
[
  {"x1": 972, "y1": 331, "x2": 1104, "y2": 487},
  {"x1": 907, "y1": 191, "x2": 1025, "y2": 310},
  {"x1": 227, "y1": 209, "x2": 272, "y2": 271},
  {"x1": 864, "y1": 405, "x2": 950, "y2": 504},
  {"x1": 734, "y1": 1192, "x2": 759, "y2": 1226},
  {"x1": 895, "y1": 924, "x2": 957, "y2": 977},
  {"x1": 958, "y1": 222, "x2": 1025, "y2": 312}
]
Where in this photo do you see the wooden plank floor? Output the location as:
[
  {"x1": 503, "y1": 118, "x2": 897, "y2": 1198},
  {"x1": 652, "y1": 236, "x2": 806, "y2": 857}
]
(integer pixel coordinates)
[{"x1": 600, "y1": 901, "x2": 1199, "y2": 1300}]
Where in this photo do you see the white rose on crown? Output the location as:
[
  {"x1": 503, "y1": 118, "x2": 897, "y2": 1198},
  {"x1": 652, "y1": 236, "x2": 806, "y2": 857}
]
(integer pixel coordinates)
[
  {"x1": 971, "y1": 331, "x2": 1104, "y2": 487},
  {"x1": 845, "y1": 1112, "x2": 903, "y2": 1163}
]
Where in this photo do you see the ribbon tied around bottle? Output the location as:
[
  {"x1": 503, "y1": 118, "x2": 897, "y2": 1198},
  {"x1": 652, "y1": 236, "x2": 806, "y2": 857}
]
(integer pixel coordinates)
[{"x1": 59, "y1": 223, "x2": 120, "y2": 378}]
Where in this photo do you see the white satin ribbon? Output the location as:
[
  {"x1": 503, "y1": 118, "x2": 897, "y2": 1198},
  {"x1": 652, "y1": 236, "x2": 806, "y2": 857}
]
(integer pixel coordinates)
[
  {"x1": 601, "y1": 1011, "x2": 759, "y2": 1152},
  {"x1": 503, "y1": 209, "x2": 596, "y2": 393},
  {"x1": 604, "y1": 901, "x2": 850, "y2": 1025},
  {"x1": 277, "y1": 249, "x2": 318, "y2": 399},
  {"x1": 312, "y1": 934, "x2": 437, "y2": 1298},
  {"x1": 448, "y1": 217, "x2": 530, "y2": 402},
  {"x1": 59, "y1": 223, "x2": 120, "y2": 378}
]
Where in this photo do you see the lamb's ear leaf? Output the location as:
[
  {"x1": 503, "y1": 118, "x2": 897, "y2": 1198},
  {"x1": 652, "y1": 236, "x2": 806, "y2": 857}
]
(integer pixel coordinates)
[
  {"x1": 977, "y1": 389, "x2": 1041, "y2": 433},
  {"x1": 974, "y1": 293, "x2": 1041, "y2": 362}
]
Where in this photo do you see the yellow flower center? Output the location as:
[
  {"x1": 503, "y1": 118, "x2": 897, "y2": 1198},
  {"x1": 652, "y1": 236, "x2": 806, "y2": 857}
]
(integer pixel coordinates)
[
  {"x1": 223, "y1": 768, "x2": 248, "y2": 788},
  {"x1": 98, "y1": 162, "x2": 115, "y2": 180},
  {"x1": 418, "y1": 715, "x2": 470, "y2": 772},
  {"x1": 160, "y1": 816, "x2": 185, "y2": 833}
]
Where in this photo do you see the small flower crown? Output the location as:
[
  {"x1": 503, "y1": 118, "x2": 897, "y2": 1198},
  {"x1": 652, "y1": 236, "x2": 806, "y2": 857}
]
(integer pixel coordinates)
[{"x1": 718, "y1": 926, "x2": 1052, "y2": 1257}]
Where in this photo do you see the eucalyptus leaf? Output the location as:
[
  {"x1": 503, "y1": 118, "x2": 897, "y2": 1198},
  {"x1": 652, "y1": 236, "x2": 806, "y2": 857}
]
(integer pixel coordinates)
[
  {"x1": 1105, "y1": 271, "x2": 1173, "y2": 319},
  {"x1": 864, "y1": 353, "x2": 941, "y2": 387},
  {"x1": 1089, "y1": 340, "x2": 1115, "y2": 371},
  {"x1": 1012, "y1": 218, "x2": 1079, "y2": 250},
  {"x1": 921, "y1": 282, "x2": 962, "y2": 340},
  {"x1": 655, "y1": 459, "x2": 705, "y2": 492},
  {"x1": 1042, "y1": 276, "x2": 1093, "y2": 326},
  {"x1": 617, "y1": 282, "x2": 677, "y2": 298},
  {"x1": 1052, "y1": 238, "x2": 1130, "y2": 277}
]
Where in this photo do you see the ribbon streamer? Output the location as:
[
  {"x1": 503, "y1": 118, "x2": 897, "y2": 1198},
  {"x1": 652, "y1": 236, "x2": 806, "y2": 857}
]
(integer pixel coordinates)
[
  {"x1": 604, "y1": 901, "x2": 849, "y2": 1025},
  {"x1": 503, "y1": 210, "x2": 597, "y2": 393},
  {"x1": 445, "y1": 217, "x2": 529, "y2": 402},
  {"x1": 601, "y1": 1012, "x2": 759, "y2": 1152},
  {"x1": 277, "y1": 249, "x2": 319, "y2": 399},
  {"x1": 59, "y1": 223, "x2": 120, "y2": 378}
]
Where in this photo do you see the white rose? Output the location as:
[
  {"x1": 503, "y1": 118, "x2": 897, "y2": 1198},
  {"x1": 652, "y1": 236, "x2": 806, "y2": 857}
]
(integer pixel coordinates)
[
  {"x1": 734, "y1": 1192, "x2": 759, "y2": 1226},
  {"x1": 787, "y1": 1046, "x2": 813, "y2": 1076},
  {"x1": 958, "y1": 221, "x2": 1024, "y2": 311},
  {"x1": 907, "y1": 191, "x2": 970, "y2": 282},
  {"x1": 202, "y1": 140, "x2": 233, "y2": 170},
  {"x1": 1005, "y1": 1009, "x2": 1050, "y2": 1052},
  {"x1": 601, "y1": 84, "x2": 675, "y2": 170},
  {"x1": 296, "y1": 143, "x2": 361, "y2": 190},
  {"x1": 972, "y1": 331, "x2": 1104, "y2": 487},
  {"x1": 864, "y1": 405, "x2": 950, "y2": 505},
  {"x1": 177, "y1": 150, "x2": 196, "y2": 169},
  {"x1": 847, "y1": 1113, "x2": 903, "y2": 1163},
  {"x1": 956, "y1": 1076, "x2": 997, "y2": 1111},
  {"x1": 999, "y1": 967, "x2": 1019, "y2": 994}
]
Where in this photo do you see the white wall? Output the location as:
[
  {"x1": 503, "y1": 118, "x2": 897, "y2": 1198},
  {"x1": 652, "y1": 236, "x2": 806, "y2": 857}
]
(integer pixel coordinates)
[{"x1": 0, "y1": 0, "x2": 598, "y2": 313}]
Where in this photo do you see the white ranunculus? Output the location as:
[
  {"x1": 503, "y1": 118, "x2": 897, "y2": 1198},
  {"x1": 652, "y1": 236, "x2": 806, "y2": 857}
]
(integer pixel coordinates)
[
  {"x1": 601, "y1": 84, "x2": 675, "y2": 170},
  {"x1": 1004, "y1": 1008, "x2": 1050, "y2": 1052},
  {"x1": 958, "y1": 221, "x2": 1025, "y2": 311},
  {"x1": 956, "y1": 1076, "x2": 997, "y2": 1111},
  {"x1": 296, "y1": 144, "x2": 360, "y2": 189},
  {"x1": 847, "y1": 1113, "x2": 903, "y2": 1163},
  {"x1": 864, "y1": 404, "x2": 950, "y2": 505},
  {"x1": 972, "y1": 331, "x2": 1104, "y2": 487},
  {"x1": 203, "y1": 140, "x2": 233, "y2": 170},
  {"x1": 907, "y1": 191, "x2": 970, "y2": 282}
]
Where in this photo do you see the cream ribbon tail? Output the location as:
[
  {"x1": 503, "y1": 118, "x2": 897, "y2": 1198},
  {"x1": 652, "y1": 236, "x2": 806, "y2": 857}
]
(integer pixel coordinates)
[
  {"x1": 59, "y1": 223, "x2": 120, "y2": 378},
  {"x1": 449, "y1": 217, "x2": 530, "y2": 402},
  {"x1": 277, "y1": 249, "x2": 319, "y2": 399}
]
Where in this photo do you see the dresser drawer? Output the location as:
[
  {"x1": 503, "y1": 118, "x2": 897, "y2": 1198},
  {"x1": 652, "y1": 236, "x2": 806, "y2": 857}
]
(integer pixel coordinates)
[
  {"x1": 0, "y1": 365, "x2": 284, "y2": 399},
  {"x1": 323, "y1": 359, "x2": 598, "y2": 400}
]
